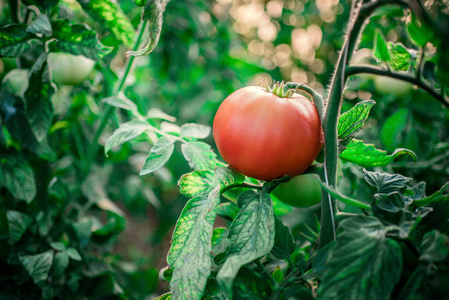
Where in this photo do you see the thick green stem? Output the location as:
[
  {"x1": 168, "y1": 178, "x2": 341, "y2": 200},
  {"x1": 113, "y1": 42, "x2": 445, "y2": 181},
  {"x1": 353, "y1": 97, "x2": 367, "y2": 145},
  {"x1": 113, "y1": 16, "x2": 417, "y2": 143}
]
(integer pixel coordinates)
[{"x1": 81, "y1": 20, "x2": 148, "y2": 180}]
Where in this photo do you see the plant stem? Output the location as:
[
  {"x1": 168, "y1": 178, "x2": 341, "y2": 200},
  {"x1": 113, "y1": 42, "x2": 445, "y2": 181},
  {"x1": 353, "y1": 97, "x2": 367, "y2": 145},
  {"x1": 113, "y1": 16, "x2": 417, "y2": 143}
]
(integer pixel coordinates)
[
  {"x1": 345, "y1": 65, "x2": 449, "y2": 108},
  {"x1": 81, "y1": 20, "x2": 148, "y2": 180}
]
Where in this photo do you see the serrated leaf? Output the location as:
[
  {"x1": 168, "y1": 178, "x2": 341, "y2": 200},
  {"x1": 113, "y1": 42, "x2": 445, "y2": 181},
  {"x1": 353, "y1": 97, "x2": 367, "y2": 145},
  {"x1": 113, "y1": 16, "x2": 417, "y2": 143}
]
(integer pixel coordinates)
[
  {"x1": 167, "y1": 187, "x2": 220, "y2": 300},
  {"x1": 374, "y1": 29, "x2": 391, "y2": 62},
  {"x1": 389, "y1": 42, "x2": 411, "y2": 71},
  {"x1": 146, "y1": 108, "x2": 176, "y2": 122},
  {"x1": 214, "y1": 166, "x2": 245, "y2": 190},
  {"x1": 413, "y1": 182, "x2": 449, "y2": 207},
  {"x1": 180, "y1": 123, "x2": 211, "y2": 139},
  {"x1": 270, "y1": 215, "x2": 296, "y2": 260},
  {"x1": 105, "y1": 120, "x2": 149, "y2": 155},
  {"x1": 178, "y1": 170, "x2": 216, "y2": 197},
  {"x1": 140, "y1": 137, "x2": 175, "y2": 175},
  {"x1": 102, "y1": 93, "x2": 137, "y2": 112},
  {"x1": 126, "y1": 0, "x2": 164, "y2": 57},
  {"x1": 78, "y1": 0, "x2": 135, "y2": 47},
  {"x1": 27, "y1": 14, "x2": 52, "y2": 36},
  {"x1": 0, "y1": 155, "x2": 36, "y2": 203},
  {"x1": 0, "y1": 24, "x2": 35, "y2": 57},
  {"x1": 216, "y1": 190, "x2": 275, "y2": 296},
  {"x1": 7, "y1": 210, "x2": 33, "y2": 242},
  {"x1": 49, "y1": 19, "x2": 111, "y2": 60},
  {"x1": 337, "y1": 100, "x2": 376, "y2": 151},
  {"x1": 319, "y1": 216, "x2": 402, "y2": 300},
  {"x1": 19, "y1": 250, "x2": 53, "y2": 286},
  {"x1": 340, "y1": 139, "x2": 417, "y2": 167},
  {"x1": 363, "y1": 169, "x2": 411, "y2": 194},
  {"x1": 182, "y1": 141, "x2": 217, "y2": 170},
  {"x1": 373, "y1": 192, "x2": 405, "y2": 213},
  {"x1": 25, "y1": 57, "x2": 55, "y2": 141},
  {"x1": 419, "y1": 230, "x2": 449, "y2": 263}
]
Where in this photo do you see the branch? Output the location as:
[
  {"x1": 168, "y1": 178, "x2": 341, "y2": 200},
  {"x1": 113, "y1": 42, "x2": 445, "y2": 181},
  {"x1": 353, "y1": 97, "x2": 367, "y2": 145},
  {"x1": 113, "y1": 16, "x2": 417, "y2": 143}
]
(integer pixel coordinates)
[{"x1": 345, "y1": 65, "x2": 449, "y2": 108}]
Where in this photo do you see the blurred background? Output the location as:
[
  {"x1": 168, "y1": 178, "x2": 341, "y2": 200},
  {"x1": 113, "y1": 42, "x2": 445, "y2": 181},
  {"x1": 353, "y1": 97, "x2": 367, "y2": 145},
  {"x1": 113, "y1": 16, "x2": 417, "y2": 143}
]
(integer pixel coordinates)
[{"x1": 1, "y1": 0, "x2": 448, "y2": 298}]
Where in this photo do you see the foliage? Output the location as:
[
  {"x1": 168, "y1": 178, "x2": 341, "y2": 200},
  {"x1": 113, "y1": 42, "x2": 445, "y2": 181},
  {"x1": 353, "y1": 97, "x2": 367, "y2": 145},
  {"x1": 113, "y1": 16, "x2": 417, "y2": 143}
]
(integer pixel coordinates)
[{"x1": 1, "y1": 0, "x2": 449, "y2": 299}]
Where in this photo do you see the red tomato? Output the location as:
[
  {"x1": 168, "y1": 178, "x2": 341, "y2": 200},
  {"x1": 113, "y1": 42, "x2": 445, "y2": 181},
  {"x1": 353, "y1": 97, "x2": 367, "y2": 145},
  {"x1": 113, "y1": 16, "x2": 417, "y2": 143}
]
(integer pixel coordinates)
[{"x1": 213, "y1": 86, "x2": 324, "y2": 181}]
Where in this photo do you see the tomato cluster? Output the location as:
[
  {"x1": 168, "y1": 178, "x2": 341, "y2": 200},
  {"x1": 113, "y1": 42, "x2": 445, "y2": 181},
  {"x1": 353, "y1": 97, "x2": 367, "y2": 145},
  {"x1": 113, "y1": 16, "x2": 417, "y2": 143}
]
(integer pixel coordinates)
[{"x1": 213, "y1": 86, "x2": 324, "y2": 181}]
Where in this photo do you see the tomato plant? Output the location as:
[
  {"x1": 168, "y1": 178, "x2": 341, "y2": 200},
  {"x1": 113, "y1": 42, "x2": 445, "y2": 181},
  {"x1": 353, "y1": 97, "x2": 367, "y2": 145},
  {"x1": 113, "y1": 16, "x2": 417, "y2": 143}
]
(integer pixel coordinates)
[
  {"x1": 213, "y1": 84, "x2": 324, "y2": 181},
  {"x1": 1, "y1": 69, "x2": 29, "y2": 96},
  {"x1": 271, "y1": 174, "x2": 321, "y2": 207},
  {"x1": 48, "y1": 52, "x2": 95, "y2": 85}
]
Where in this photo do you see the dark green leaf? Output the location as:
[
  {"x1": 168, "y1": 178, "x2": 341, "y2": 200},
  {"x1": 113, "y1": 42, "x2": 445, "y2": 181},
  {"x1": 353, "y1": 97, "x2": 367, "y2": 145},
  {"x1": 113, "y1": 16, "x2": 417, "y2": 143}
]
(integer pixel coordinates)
[
  {"x1": 19, "y1": 250, "x2": 53, "y2": 286},
  {"x1": 24, "y1": 57, "x2": 55, "y2": 141},
  {"x1": 373, "y1": 192, "x2": 405, "y2": 213},
  {"x1": 177, "y1": 170, "x2": 216, "y2": 197},
  {"x1": 105, "y1": 120, "x2": 149, "y2": 155},
  {"x1": 419, "y1": 230, "x2": 449, "y2": 263},
  {"x1": 26, "y1": 14, "x2": 52, "y2": 36},
  {"x1": 212, "y1": 227, "x2": 228, "y2": 255},
  {"x1": 406, "y1": 14, "x2": 434, "y2": 47},
  {"x1": 337, "y1": 100, "x2": 376, "y2": 151},
  {"x1": 270, "y1": 215, "x2": 296, "y2": 260},
  {"x1": 181, "y1": 141, "x2": 217, "y2": 170},
  {"x1": 319, "y1": 216, "x2": 402, "y2": 300},
  {"x1": 412, "y1": 182, "x2": 448, "y2": 207},
  {"x1": 216, "y1": 202, "x2": 240, "y2": 221},
  {"x1": 140, "y1": 137, "x2": 175, "y2": 175},
  {"x1": 0, "y1": 24, "x2": 35, "y2": 57},
  {"x1": 380, "y1": 108, "x2": 409, "y2": 152},
  {"x1": 67, "y1": 248, "x2": 82, "y2": 261},
  {"x1": 0, "y1": 155, "x2": 36, "y2": 202},
  {"x1": 78, "y1": 0, "x2": 135, "y2": 47},
  {"x1": 232, "y1": 267, "x2": 266, "y2": 300},
  {"x1": 51, "y1": 251, "x2": 69, "y2": 277},
  {"x1": 180, "y1": 123, "x2": 211, "y2": 139},
  {"x1": 49, "y1": 19, "x2": 111, "y2": 60},
  {"x1": 22, "y1": 0, "x2": 59, "y2": 10},
  {"x1": 167, "y1": 187, "x2": 220, "y2": 300},
  {"x1": 7, "y1": 210, "x2": 33, "y2": 242},
  {"x1": 363, "y1": 169, "x2": 411, "y2": 194},
  {"x1": 374, "y1": 29, "x2": 391, "y2": 63},
  {"x1": 340, "y1": 139, "x2": 416, "y2": 167},
  {"x1": 216, "y1": 190, "x2": 275, "y2": 296},
  {"x1": 283, "y1": 285, "x2": 314, "y2": 300}
]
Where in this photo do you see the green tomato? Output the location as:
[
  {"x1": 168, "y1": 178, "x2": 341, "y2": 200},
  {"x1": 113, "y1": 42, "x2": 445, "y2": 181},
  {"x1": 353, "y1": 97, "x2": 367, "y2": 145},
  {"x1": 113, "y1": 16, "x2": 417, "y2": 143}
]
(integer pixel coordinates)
[
  {"x1": 374, "y1": 74, "x2": 413, "y2": 96},
  {"x1": 2, "y1": 69, "x2": 29, "y2": 96},
  {"x1": 48, "y1": 52, "x2": 95, "y2": 85},
  {"x1": 271, "y1": 174, "x2": 322, "y2": 207}
]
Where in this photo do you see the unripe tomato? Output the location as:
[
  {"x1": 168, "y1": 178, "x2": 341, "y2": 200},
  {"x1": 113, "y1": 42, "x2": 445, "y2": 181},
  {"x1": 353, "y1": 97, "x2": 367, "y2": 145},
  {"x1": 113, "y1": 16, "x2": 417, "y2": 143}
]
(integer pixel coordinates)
[
  {"x1": 2, "y1": 69, "x2": 29, "y2": 96},
  {"x1": 271, "y1": 174, "x2": 321, "y2": 207},
  {"x1": 213, "y1": 86, "x2": 324, "y2": 181},
  {"x1": 48, "y1": 52, "x2": 95, "y2": 85}
]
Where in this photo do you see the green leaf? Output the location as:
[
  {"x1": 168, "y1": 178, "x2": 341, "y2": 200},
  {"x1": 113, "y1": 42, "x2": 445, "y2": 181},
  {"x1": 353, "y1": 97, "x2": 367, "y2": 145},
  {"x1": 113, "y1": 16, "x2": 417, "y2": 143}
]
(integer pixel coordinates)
[
  {"x1": 26, "y1": 14, "x2": 52, "y2": 36},
  {"x1": 337, "y1": 100, "x2": 376, "y2": 151},
  {"x1": 167, "y1": 187, "x2": 220, "y2": 300},
  {"x1": 153, "y1": 292, "x2": 172, "y2": 300},
  {"x1": 406, "y1": 14, "x2": 434, "y2": 47},
  {"x1": 217, "y1": 190, "x2": 275, "y2": 296},
  {"x1": 232, "y1": 267, "x2": 266, "y2": 299},
  {"x1": 0, "y1": 92, "x2": 39, "y2": 150},
  {"x1": 214, "y1": 166, "x2": 245, "y2": 190},
  {"x1": 374, "y1": 29, "x2": 391, "y2": 63},
  {"x1": 180, "y1": 123, "x2": 211, "y2": 139},
  {"x1": 102, "y1": 93, "x2": 138, "y2": 112},
  {"x1": 0, "y1": 24, "x2": 35, "y2": 57},
  {"x1": 105, "y1": 120, "x2": 149, "y2": 155},
  {"x1": 363, "y1": 169, "x2": 411, "y2": 194},
  {"x1": 212, "y1": 227, "x2": 228, "y2": 255},
  {"x1": 7, "y1": 210, "x2": 33, "y2": 242},
  {"x1": 319, "y1": 216, "x2": 402, "y2": 300},
  {"x1": 49, "y1": 242, "x2": 65, "y2": 251},
  {"x1": 373, "y1": 192, "x2": 405, "y2": 213},
  {"x1": 419, "y1": 230, "x2": 449, "y2": 263},
  {"x1": 49, "y1": 19, "x2": 111, "y2": 60},
  {"x1": 340, "y1": 139, "x2": 417, "y2": 167},
  {"x1": 177, "y1": 170, "x2": 216, "y2": 197},
  {"x1": 67, "y1": 248, "x2": 82, "y2": 261},
  {"x1": 19, "y1": 250, "x2": 54, "y2": 286},
  {"x1": 51, "y1": 251, "x2": 69, "y2": 277},
  {"x1": 380, "y1": 108, "x2": 409, "y2": 152},
  {"x1": 146, "y1": 108, "x2": 176, "y2": 122},
  {"x1": 181, "y1": 141, "x2": 217, "y2": 170},
  {"x1": 126, "y1": 0, "x2": 164, "y2": 57},
  {"x1": 413, "y1": 182, "x2": 449, "y2": 207},
  {"x1": 270, "y1": 215, "x2": 296, "y2": 260},
  {"x1": 24, "y1": 57, "x2": 55, "y2": 141},
  {"x1": 78, "y1": 0, "x2": 135, "y2": 47},
  {"x1": 22, "y1": 0, "x2": 59, "y2": 10},
  {"x1": 389, "y1": 43, "x2": 411, "y2": 71},
  {"x1": 0, "y1": 155, "x2": 36, "y2": 202},
  {"x1": 140, "y1": 137, "x2": 175, "y2": 175},
  {"x1": 216, "y1": 202, "x2": 240, "y2": 221}
]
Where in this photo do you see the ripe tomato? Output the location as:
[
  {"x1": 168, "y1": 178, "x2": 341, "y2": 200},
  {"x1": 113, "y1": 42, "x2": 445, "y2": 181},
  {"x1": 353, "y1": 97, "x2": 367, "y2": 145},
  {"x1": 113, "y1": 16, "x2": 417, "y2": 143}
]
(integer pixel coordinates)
[
  {"x1": 271, "y1": 174, "x2": 321, "y2": 207},
  {"x1": 48, "y1": 53, "x2": 95, "y2": 85},
  {"x1": 213, "y1": 86, "x2": 324, "y2": 181}
]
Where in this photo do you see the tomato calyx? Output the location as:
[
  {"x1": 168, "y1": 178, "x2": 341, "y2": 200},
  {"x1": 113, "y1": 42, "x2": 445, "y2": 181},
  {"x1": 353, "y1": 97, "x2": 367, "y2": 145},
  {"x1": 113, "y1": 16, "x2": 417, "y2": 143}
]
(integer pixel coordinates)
[{"x1": 264, "y1": 80, "x2": 295, "y2": 98}]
